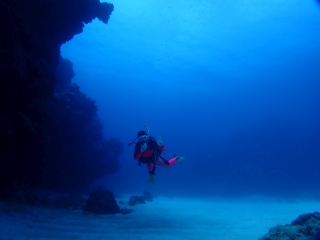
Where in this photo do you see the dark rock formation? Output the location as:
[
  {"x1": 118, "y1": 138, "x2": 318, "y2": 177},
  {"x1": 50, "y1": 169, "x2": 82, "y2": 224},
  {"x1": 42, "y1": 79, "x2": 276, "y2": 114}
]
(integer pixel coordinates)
[
  {"x1": 55, "y1": 193, "x2": 86, "y2": 210},
  {"x1": 0, "y1": 0, "x2": 116, "y2": 198},
  {"x1": 142, "y1": 190, "x2": 153, "y2": 202},
  {"x1": 42, "y1": 83, "x2": 122, "y2": 191},
  {"x1": 55, "y1": 56, "x2": 75, "y2": 90},
  {"x1": 128, "y1": 196, "x2": 146, "y2": 206},
  {"x1": 127, "y1": 191, "x2": 153, "y2": 206},
  {"x1": 120, "y1": 208, "x2": 134, "y2": 215},
  {"x1": 3, "y1": 185, "x2": 87, "y2": 210},
  {"x1": 83, "y1": 189, "x2": 120, "y2": 214},
  {"x1": 259, "y1": 212, "x2": 320, "y2": 240},
  {"x1": 7, "y1": 184, "x2": 39, "y2": 205}
]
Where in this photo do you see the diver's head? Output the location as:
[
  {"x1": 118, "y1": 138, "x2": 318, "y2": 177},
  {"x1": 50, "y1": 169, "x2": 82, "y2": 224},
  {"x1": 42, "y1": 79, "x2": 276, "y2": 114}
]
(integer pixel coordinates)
[{"x1": 137, "y1": 131, "x2": 149, "y2": 143}]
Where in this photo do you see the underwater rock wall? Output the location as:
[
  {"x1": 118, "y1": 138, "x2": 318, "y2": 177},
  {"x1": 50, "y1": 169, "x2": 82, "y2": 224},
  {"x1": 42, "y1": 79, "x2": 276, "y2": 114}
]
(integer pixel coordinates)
[
  {"x1": 43, "y1": 83, "x2": 122, "y2": 191},
  {"x1": 55, "y1": 56, "x2": 75, "y2": 90},
  {"x1": 0, "y1": 0, "x2": 118, "y2": 197}
]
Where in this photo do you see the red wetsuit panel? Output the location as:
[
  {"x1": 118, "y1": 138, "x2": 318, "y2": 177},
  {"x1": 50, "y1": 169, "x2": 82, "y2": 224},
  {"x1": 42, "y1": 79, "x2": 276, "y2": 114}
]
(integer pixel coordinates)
[{"x1": 134, "y1": 145, "x2": 166, "y2": 160}]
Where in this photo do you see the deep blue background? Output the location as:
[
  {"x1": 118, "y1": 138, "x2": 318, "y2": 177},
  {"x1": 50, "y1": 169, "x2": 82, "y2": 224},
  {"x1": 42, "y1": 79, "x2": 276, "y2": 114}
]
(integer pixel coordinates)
[{"x1": 61, "y1": 0, "x2": 320, "y2": 197}]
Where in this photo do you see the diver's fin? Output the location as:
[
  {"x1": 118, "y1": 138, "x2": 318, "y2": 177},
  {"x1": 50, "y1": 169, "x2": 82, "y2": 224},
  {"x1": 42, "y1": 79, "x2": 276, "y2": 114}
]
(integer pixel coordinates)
[
  {"x1": 147, "y1": 174, "x2": 156, "y2": 184},
  {"x1": 174, "y1": 155, "x2": 186, "y2": 161}
]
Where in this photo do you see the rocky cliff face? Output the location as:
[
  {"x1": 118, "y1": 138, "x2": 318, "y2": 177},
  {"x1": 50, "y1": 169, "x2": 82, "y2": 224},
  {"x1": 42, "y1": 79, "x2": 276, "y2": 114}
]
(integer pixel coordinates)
[{"x1": 0, "y1": 0, "x2": 120, "y2": 197}]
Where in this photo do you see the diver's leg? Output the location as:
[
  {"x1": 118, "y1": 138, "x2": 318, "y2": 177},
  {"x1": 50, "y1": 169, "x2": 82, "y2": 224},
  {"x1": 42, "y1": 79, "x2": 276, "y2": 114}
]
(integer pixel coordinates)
[
  {"x1": 156, "y1": 156, "x2": 178, "y2": 167},
  {"x1": 147, "y1": 163, "x2": 156, "y2": 183},
  {"x1": 148, "y1": 163, "x2": 156, "y2": 175}
]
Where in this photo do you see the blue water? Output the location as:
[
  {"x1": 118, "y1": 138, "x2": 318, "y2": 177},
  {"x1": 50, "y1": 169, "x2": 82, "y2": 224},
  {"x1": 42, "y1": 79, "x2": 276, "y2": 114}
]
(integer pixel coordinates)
[{"x1": 61, "y1": 0, "x2": 320, "y2": 197}]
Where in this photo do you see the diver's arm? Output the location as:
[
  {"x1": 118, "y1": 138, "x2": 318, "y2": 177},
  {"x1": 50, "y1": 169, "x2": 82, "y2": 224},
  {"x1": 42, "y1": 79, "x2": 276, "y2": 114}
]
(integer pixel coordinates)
[
  {"x1": 134, "y1": 150, "x2": 142, "y2": 160},
  {"x1": 134, "y1": 144, "x2": 142, "y2": 160},
  {"x1": 156, "y1": 145, "x2": 166, "y2": 151}
]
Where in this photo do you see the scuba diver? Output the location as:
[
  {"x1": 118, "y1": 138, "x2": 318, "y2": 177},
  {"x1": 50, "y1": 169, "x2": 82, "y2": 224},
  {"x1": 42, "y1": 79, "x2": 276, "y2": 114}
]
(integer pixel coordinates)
[{"x1": 128, "y1": 124, "x2": 185, "y2": 183}]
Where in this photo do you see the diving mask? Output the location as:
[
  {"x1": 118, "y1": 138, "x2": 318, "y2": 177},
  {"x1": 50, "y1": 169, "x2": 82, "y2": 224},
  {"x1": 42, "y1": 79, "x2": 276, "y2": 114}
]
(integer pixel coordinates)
[{"x1": 138, "y1": 135, "x2": 149, "y2": 142}]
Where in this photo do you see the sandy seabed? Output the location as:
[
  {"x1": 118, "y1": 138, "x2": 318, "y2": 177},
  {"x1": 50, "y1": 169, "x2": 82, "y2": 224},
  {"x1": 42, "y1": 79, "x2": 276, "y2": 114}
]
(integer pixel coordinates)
[{"x1": 0, "y1": 195, "x2": 319, "y2": 240}]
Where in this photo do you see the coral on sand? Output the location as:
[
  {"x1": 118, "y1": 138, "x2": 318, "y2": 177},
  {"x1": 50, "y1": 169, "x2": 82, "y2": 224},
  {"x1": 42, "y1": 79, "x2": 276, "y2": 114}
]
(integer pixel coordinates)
[
  {"x1": 83, "y1": 189, "x2": 120, "y2": 214},
  {"x1": 259, "y1": 212, "x2": 320, "y2": 240}
]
